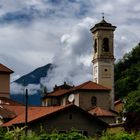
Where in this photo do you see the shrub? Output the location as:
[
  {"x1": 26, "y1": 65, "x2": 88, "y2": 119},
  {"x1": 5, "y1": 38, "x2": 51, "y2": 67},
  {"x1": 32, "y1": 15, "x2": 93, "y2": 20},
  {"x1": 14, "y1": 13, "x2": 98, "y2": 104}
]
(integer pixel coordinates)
[{"x1": 100, "y1": 131, "x2": 135, "y2": 140}]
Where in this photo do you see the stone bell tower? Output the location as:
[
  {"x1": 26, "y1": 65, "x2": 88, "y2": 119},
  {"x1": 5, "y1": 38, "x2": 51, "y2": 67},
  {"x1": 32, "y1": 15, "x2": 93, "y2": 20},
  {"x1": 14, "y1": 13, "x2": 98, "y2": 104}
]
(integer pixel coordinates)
[{"x1": 90, "y1": 16, "x2": 116, "y2": 109}]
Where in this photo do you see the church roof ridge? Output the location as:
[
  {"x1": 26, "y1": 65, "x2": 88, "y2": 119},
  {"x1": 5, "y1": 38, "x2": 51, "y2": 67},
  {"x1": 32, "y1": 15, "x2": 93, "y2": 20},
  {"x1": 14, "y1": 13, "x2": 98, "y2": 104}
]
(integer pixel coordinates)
[
  {"x1": 73, "y1": 80, "x2": 110, "y2": 91},
  {"x1": 44, "y1": 81, "x2": 110, "y2": 97}
]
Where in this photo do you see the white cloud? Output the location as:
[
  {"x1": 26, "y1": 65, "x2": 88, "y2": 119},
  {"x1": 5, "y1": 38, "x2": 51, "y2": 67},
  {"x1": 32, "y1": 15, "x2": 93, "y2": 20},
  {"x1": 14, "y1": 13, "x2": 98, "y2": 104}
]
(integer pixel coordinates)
[
  {"x1": 40, "y1": 19, "x2": 93, "y2": 90},
  {"x1": 0, "y1": 0, "x2": 139, "y2": 92},
  {"x1": 11, "y1": 75, "x2": 20, "y2": 82},
  {"x1": 11, "y1": 82, "x2": 40, "y2": 95},
  {"x1": 97, "y1": 3, "x2": 114, "y2": 13}
]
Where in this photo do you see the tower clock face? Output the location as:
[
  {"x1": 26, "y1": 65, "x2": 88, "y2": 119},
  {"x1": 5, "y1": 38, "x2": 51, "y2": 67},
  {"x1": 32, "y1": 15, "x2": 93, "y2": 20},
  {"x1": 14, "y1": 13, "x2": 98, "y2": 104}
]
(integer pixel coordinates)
[{"x1": 101, "y1": 66, "x2": 111, "y2": 78}]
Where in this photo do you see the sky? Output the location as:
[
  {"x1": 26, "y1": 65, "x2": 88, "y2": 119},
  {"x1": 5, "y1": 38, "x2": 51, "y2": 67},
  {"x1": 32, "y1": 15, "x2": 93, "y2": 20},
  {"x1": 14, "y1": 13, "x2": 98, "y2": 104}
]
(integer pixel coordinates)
[{"x1": 0, "y1": 0, "x2": 139, "y2": 92}]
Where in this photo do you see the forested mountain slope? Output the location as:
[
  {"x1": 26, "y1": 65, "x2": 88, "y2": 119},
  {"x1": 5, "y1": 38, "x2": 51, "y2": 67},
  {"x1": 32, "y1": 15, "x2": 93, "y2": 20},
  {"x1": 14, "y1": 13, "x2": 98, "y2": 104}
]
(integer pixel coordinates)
[{"x1": 14, "y1": 63, "x2": 53, "y2": 86}]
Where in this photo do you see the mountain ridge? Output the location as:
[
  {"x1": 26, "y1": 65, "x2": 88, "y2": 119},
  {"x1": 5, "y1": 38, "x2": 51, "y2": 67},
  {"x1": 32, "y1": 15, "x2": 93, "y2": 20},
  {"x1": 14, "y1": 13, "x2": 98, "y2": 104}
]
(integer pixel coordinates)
[
  {"x1": 11, "y1": 63, "x2": 54, "y2": 105},
  {"x1": 14, "y1": 63, "x2": 53, "y2": 86}
]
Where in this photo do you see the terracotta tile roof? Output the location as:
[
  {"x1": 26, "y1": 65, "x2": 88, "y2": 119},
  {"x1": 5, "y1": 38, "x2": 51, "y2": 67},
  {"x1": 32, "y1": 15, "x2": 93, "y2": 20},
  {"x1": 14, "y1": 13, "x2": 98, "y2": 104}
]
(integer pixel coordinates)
[
  {"x1": 72, "y1": 81, "x2": 109, "y2": 91},
  {"x1": 47, "y1": 89, "x2": 69, "y2": 97},
  {"x1": 0, "y1": 98, "x2": 24, "y2": 119},
  {"x1": 2, "y1": 105, "x2": 25, "y2": 116},
  {"x1": 0, "y1": 64, "x2": 13, "y2": 73},
  {"x1": 46, "y1": 81, "x2": 110, "y2": 97},
  {"x1": 88, "y1": 107, "x2": 116, "y2": 117},
  {"x1": 0, "y1": 97, "x2": 23, "y2": 106},
  {"x1": 2, "y1": 104, "x2": 108, "y2": 127},
  {"x1": 2, "y1": 105, "x2": 70, "y2": 126},
  {"x1": 0, "y1": 105, "x2": 16, "y2": 119}
]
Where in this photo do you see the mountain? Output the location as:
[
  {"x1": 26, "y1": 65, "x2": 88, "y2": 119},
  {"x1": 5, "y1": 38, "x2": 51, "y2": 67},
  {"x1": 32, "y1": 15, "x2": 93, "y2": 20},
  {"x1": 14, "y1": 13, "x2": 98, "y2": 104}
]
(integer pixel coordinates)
[
  {"x1": 115, "y1": 43, "x2": 140, "y2": 99},
  {"x1": 11, "y1": 63, "x2": 54, "y2": 106},
  {"x1": 10, "y1": 93, "x2": 41, "y2": 106},
  {"x1": 12, "y1": 43, "x2": 140, "y2": 104},
  {"x1": 14, "y1": 63, "x2": 53, "y2": 86}
]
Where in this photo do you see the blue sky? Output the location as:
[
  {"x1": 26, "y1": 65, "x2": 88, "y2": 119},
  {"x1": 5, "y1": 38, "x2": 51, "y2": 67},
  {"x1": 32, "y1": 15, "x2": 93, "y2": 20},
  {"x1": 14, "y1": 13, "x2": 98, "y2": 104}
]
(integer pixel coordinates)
[{"x1": 0, "y1": 0, "x2": 139, "y2": 89}]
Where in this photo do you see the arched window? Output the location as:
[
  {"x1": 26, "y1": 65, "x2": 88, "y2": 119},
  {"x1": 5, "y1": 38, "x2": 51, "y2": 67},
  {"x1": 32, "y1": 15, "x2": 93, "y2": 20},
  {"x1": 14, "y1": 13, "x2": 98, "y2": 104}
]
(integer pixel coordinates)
[
  {"x1": 94, "y1": 39, "x2": 97, "y2": 53},
  {"x1": 91, "y1": 96, "x2": 97, "y2": 106},
  {"x1": 102, "y1": 38, "x2": 109, "y2": 52}
]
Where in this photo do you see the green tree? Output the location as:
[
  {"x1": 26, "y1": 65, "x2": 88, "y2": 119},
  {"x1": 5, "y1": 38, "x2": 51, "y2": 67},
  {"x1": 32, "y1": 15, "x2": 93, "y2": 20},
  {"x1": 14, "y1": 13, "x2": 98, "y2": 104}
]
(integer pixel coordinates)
[
  {"x1": 125, "y1": 90, "x2": 140, "y2": 112},
  {"x1": 124, "y1": 91, "x2": 140, "y2": 132},
  {"x1": 115, "y1": 43, "x2": 140, "y2": 99}
]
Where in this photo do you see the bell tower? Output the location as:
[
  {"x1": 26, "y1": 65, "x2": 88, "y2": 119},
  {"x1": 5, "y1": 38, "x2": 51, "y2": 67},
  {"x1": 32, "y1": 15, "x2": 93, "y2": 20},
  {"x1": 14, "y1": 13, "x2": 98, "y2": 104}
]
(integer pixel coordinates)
[{"x1": 90, "y1": 16, "x2": 116, "y2": 109}]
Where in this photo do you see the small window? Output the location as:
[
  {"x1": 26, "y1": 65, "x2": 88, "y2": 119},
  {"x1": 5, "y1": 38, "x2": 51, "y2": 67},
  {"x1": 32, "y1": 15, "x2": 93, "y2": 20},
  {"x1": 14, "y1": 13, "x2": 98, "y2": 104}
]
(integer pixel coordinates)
[
  {"x1": 102, "y1": 38, "x2": 109, "y2": 52},
  {"x1": 94, "y1": 39, "x2": 97, "y2": 53},
  {"x1": 91, "y1": 96, "x2": 97, "y2": 106}
]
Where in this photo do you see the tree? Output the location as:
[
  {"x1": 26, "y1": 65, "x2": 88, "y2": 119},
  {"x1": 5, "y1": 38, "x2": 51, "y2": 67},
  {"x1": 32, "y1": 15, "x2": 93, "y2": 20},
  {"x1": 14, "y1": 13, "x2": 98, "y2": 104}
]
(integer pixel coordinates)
[
  {"x1": 124, "y1": 90, "x2": 140, "y2": 132},
  {"x1": 124, "y1": 90, "x2": 140, "y2": 112},
  {"x1": 115, "y1": 43, "x2": 140, "y2": 99}
]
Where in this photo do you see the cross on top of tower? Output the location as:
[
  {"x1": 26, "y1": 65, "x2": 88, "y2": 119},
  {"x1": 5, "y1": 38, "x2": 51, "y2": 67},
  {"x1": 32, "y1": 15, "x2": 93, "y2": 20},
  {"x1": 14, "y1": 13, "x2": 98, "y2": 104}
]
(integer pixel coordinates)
[{"x1": 101, "y1": 12, "x2": 105, "y2": 20}]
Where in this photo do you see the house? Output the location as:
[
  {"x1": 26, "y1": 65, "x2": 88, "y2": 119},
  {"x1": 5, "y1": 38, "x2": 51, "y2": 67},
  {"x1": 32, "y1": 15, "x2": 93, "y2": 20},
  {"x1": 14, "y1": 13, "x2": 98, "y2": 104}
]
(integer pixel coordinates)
[
  {"x1": 0, "y1": 98, "x2": 23, "y2": 124},
  {"x1": 0, "y1": 105, "x2": 16, "y2": 125},
  {"x1": 0, "y1": 64, "x2": 24, "y2": 124},
  {"x1": 2, "y1": 104, "x2": 108, "y2": 136},
  {"x1": 0, "y1": 64, "x2": 13, "y2": 98},
  {"x1": 114, "y1": 99, "x2": 124, "y2": 113}
]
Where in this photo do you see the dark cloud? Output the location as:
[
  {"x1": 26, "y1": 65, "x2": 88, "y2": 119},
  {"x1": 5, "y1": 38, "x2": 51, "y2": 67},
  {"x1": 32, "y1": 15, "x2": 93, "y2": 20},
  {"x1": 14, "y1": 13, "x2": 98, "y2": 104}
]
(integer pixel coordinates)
[
  {"x1": 0, "y1": 11, "x2": 33, "y2": 24},
  {"x1": 0, "y1": 0, "x2": 92, "y2": 25}
]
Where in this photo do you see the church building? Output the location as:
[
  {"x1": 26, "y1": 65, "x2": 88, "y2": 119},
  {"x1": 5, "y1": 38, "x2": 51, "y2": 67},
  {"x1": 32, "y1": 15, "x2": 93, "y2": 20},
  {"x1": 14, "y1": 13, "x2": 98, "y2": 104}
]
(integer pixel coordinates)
[{"x1": 42, "y1": 17, "x2": 117, "y2": 124}]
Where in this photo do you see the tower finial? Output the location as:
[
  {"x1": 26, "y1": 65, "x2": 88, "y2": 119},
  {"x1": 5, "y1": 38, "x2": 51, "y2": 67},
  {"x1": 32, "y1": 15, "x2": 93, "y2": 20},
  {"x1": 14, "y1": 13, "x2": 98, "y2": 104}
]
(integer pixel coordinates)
[{"x1": 102, "y1": 12, "x2": 104, "y2": 20}]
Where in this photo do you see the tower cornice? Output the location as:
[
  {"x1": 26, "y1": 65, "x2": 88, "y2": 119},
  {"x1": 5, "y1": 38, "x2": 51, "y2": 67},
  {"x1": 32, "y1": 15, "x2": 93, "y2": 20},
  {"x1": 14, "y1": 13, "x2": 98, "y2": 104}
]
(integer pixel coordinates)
[{"x1": 92, "y1": 58, "x2": 115, "y2": 64}]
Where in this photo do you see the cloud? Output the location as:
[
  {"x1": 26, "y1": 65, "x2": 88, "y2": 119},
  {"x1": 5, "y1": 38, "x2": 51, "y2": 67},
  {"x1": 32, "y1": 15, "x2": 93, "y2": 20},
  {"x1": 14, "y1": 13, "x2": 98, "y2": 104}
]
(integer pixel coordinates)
[
  {"x1": 115, "y1": 27, "x2": 139, "y2": 60},
  {"x1": 11, "y1": 82, "x2": 40, "y2": 95},
  {"x1": 0, "y1": 0, "x2": 138, "y2": 93},
  {"x1": 40, "y1": 18, "x2": 94, "y2": 90},
  {"x1": 0, "y1": 21, "x2": 61, "y2": 75}
]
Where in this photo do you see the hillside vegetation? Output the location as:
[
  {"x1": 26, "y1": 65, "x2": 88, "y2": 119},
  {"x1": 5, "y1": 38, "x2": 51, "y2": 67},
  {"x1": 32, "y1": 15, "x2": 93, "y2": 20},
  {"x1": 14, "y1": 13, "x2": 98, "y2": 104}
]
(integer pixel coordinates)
[{"x1": 115, "y1": 43, "x2": 140, "y2": 99}]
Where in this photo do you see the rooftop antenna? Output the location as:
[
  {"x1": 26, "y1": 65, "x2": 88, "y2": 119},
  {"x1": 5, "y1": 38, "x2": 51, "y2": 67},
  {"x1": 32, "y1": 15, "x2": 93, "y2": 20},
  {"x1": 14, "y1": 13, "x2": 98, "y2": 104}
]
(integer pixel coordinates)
[{"x1": 25, "y1": 89, "x2": 28, "y2": 136}]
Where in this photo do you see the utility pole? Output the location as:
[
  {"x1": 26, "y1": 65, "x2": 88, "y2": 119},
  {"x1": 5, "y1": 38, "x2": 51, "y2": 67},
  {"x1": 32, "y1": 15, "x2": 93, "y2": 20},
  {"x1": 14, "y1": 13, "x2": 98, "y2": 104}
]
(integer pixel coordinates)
[{"x1": 25, "y1": 89, "x2": 28, "y2": 136}]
